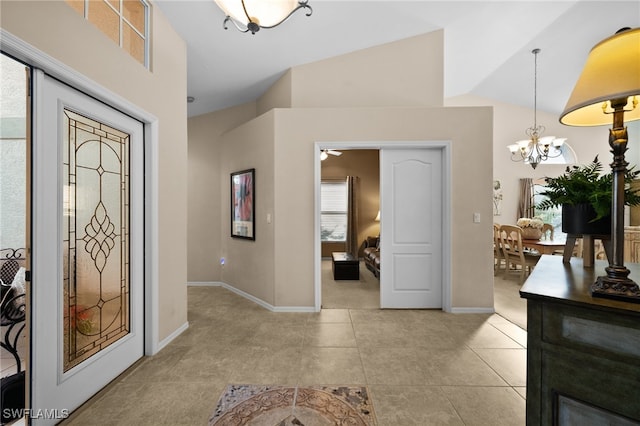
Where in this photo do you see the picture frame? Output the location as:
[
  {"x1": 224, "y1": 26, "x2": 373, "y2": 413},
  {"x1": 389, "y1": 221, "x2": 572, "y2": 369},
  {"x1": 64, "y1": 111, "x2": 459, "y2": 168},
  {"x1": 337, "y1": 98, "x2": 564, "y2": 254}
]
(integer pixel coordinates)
[{"x1": 230, "y1": 168, "x2": 255, "y2": 240}]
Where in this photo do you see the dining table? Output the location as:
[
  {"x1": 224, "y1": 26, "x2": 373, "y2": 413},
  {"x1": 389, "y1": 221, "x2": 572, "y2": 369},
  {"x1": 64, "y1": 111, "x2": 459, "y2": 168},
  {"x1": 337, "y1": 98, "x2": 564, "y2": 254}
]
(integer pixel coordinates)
[{"x1": 522, "y1": 239, "x2": 570, "y2": 255}]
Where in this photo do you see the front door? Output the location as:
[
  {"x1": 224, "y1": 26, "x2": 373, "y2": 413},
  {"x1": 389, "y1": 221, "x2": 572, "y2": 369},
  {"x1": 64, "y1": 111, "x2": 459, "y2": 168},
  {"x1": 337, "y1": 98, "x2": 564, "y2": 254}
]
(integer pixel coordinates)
[
  {"x1": 30, "y1": 71, "x2": 144, "y2": 423},
  {"x1": 380, "y1": 148, "x2": 443, "y2": 308}
]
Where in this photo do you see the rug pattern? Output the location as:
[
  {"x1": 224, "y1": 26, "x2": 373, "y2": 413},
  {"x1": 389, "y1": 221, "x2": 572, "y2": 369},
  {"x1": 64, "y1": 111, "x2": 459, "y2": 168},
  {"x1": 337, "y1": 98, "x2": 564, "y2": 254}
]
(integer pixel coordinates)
[{"x1": 209, "y1": 384, "x2": 377, "y2": 425}]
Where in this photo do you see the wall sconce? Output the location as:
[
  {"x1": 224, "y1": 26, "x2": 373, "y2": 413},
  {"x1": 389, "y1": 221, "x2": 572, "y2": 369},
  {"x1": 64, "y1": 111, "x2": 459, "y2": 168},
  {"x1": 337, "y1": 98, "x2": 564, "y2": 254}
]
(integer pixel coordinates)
[
  {"x1": 560, "y1": 27, "x2": 640, "y2": 302},
  {"x1": 214, "y1": 0, "x2": 312, "y2": 34}
]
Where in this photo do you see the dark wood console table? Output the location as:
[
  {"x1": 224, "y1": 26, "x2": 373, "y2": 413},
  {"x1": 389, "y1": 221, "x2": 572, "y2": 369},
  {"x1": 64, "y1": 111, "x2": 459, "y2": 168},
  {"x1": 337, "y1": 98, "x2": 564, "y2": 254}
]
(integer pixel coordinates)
[
  {"x1": 331, "y1": 252, "x2": 359, "y2": 280},
  {"x1": 520, "y1": 255, "x2": 640, "y2": 425}
]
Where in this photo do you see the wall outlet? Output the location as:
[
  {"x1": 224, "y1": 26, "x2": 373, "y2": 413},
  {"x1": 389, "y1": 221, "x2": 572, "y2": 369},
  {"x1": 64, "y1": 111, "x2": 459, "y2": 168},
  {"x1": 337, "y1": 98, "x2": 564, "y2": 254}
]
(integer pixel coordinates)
[
  {"x1": 473, "y1": 213, "x2": 481, "y2": 223},
  {"x1": 220, "y1": 257, "x2": 225, "y2": 265}
]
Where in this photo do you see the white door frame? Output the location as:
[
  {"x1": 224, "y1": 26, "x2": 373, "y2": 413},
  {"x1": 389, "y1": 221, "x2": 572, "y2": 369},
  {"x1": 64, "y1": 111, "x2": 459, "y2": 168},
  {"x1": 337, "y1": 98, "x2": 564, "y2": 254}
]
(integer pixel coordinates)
[
  {"x1": 1, "y1": 30, "x2": 160, "y2": 357},
  {"x1": 314, "y1": 140, "x2": 452, "y2": 312}
]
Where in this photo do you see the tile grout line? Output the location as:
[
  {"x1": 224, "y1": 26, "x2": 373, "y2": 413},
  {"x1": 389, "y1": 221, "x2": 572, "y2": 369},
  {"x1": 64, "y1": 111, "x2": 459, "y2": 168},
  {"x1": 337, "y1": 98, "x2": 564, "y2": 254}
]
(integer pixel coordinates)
[
  {"x1": 438, "y1": 385, "x2": 470, "y2": 426},
  {"x1": 489, "y1": 321, "x2": 527, "y2": 349}
]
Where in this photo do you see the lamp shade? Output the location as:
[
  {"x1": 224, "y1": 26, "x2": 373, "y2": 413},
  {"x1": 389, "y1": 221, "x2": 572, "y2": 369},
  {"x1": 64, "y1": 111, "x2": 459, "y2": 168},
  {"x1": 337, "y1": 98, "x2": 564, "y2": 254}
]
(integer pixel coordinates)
[
  {"x1": 560, "y1": 27, "x2": 640, "y2": 126},
  {"x1": 214, "y1": 0, "x2": 300, "y2": 27}
]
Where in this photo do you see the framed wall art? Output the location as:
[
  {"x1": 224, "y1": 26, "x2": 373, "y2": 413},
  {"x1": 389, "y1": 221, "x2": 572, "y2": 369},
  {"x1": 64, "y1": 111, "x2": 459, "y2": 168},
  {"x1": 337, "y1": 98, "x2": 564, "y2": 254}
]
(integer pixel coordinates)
[
  {"x1": 493, "y1": 179, "x2": 503, "y2": 216},
  {"x1": 231, "y1": 168, "x2": 255, "y2": 240}
]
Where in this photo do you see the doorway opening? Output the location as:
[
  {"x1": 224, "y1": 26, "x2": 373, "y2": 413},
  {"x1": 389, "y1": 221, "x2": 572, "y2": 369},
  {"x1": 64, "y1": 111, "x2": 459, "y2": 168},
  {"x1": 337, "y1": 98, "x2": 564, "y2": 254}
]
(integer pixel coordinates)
[
  {"x1": 320, "y1": 149, "x2": 380, "y2": 309},
  {"x1": 314, "y1": 141, "x2": 452, "y2": 312}
]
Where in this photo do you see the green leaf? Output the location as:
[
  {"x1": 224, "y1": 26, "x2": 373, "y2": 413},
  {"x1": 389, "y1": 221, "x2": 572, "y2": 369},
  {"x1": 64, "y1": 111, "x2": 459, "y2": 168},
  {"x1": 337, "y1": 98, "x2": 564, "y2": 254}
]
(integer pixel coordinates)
[{"x1": 536, "y1": 156, "x2": 640, "y2": 219}]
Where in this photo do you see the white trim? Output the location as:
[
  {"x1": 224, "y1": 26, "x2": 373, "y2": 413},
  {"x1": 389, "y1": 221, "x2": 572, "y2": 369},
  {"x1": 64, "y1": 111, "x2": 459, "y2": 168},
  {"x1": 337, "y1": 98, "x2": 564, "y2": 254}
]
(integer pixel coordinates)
[
  {"x1": 314, "y1": 141, "x2": 453, "y2": 312},
  {"x1": 442, "y1": 143, "x2": 453, "y2": 313},
  {"x1": 1, "y1": 29, "x2": 156, "y2": 124},
  {"x1": 188, "y1": 281, "x2": 315, "y2": 313},
  {"x1": 314, "y1": 147, "x2": 322, "y2": 312},
  {"x1": 144, "y1": 119, "x2": 160, "y2": 355},
  {"x1": 1, "y1": 31, "x2": 160, "y2": 354},
  {"x1": 272, "y1": 306, "x2": 316, "y2": 313},
  {"x1": 187, "y1": 281, "x2": 222, "y2": 287},
  {"x1": 157, "y1": 321, "x2": 189, "y2": 352},
  {"x1": 450, "y1": 307, "x2": 496, "y2": 314}
]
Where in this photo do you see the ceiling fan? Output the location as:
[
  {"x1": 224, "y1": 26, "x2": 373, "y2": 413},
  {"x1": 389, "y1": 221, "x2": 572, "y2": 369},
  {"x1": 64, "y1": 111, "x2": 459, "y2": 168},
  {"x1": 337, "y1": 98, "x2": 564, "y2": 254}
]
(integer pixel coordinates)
[{"x1": 320, "y1": 149, "x2": 342, "y2": 161}]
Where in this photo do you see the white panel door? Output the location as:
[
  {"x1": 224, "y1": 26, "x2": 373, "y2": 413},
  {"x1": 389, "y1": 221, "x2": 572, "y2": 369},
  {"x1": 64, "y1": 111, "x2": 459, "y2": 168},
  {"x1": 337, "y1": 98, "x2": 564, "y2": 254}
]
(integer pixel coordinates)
[
  {"x1": 380, "y1": 148, "x2": 443, "y2": 308},
  {"x1": 31, "y1": 71, "x2": 144, "y2": 424}
]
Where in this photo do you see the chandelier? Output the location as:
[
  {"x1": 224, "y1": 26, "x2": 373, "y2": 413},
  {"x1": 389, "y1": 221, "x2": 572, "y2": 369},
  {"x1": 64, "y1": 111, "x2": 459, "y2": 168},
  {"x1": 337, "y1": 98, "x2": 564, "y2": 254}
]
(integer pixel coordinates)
[
  {"x1": 508, "y1": 48, "x2": 566, "y2": 169},
  {"x1": 214, "y1": 0, "x2": 312, "y2": 34}
]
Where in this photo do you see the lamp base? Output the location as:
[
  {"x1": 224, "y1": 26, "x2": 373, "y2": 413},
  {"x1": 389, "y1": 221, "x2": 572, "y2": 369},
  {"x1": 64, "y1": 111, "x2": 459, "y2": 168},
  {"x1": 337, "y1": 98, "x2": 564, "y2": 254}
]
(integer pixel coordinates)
[{"x1": 591, "y1": 273, "x2": 640, "y2": 303}]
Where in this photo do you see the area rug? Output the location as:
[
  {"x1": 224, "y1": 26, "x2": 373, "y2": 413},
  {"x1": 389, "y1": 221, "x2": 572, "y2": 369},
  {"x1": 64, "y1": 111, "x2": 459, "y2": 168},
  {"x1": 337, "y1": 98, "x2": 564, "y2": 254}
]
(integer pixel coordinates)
[{"x1": 209, "y1": 384, "x2": 377, "y2": 425}]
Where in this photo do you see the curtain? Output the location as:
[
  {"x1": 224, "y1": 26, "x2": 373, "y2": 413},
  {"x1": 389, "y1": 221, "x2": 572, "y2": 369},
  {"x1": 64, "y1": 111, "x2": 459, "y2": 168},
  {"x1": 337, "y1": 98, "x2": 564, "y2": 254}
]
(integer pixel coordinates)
[
  {"x1": 345, "y1": 176, "x2": 360, "y2": 258},
  {"x1": 517, "y1": 178, "x2": 535, "y2": 218}
]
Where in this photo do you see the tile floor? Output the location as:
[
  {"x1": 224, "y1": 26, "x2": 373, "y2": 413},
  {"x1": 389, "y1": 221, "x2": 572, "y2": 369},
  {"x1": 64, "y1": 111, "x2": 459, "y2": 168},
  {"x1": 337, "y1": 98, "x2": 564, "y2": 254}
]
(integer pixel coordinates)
[
  {"x1": 62, "y1": 262, "x2": 528, "y2": 426},
  {"x1": 493, "y1": 269, "x2": 529, "y2": 330}
]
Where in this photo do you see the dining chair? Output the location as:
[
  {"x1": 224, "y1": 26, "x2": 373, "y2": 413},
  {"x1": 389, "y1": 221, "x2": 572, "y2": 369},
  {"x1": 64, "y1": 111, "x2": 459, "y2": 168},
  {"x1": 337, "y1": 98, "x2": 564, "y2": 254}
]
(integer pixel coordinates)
[
  {"x1": 500, "y1": 224, "x2": 541, "y2": 282},
  {"x1": 493, "y1": 223, "x2": 506, "y2": 275},
  {"x1": 540, "y1": 223, "x2": 565, "y2": 255}
]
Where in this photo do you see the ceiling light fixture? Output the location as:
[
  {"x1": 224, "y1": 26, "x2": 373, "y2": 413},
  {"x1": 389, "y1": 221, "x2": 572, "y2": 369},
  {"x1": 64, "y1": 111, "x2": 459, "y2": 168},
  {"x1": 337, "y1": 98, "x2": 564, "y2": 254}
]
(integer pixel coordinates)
[
  {"x1": 214, "y1": 0, "x2": 312, "y2": 35},
  {"x1": 560, "y1": 27, "x2": 640, "y2": 302},
  {"x1": 320, "y1": 149, "x2": 342, "y2": 161},
  {"x1": 508, "y1": 48, "x2": 566, "y2": 169}
]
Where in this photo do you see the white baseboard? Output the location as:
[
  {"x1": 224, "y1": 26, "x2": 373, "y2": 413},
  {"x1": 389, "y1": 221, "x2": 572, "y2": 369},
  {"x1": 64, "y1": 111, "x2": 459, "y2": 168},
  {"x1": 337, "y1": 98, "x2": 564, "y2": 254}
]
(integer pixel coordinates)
[
  {"x1": 187, "y1": 281, "x2": 222, "y2": 287},
  {"x1": 449, "y1": 307, "x2": 496, "y2": 314},
  {"x1": 271, "y1": 305, "x2": 316, "y2": 313},
  {"x1": 157, "y1": 320, "x2": 189, "y2": 353},
  {"x1": 187, "y1": 281, "x2": 316, "y2": 312},
  {"x1": 186, "y1": 282, "x2": 487, "y2": 314}
]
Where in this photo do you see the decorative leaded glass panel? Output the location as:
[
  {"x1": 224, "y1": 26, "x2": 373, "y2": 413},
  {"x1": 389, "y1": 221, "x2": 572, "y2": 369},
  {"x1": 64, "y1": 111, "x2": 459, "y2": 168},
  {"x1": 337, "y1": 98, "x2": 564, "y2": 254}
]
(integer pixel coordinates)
[{"x1": 63, "y1": 109, "x2": 130, "y2": 372}]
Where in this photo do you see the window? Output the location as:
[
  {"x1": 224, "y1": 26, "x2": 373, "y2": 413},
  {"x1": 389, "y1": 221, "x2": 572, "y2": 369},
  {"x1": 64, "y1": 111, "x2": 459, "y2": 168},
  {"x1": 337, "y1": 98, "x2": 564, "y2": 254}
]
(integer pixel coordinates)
[
  {"x1": 66, "y1": 0, "x2": 150, "y2": 67},
  {"x1": 526, "y1": 142, "x2": 578, "y2": 166},
  {"x1": 321, "y1": 181, "x2": 347, "y2": 242},
  {"x1": 533, "y1": 179, "x2": 565, "y2": 240}
]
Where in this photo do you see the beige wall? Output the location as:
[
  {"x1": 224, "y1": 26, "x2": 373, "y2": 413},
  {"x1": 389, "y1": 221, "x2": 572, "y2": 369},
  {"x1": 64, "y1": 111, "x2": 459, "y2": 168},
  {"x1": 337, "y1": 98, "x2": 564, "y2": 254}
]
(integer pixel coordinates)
[
  {"x1": 186, "y1": 30, "x2": 493, "y2": 310},
  {"x1": 258, "y1": 31, "x2": 444, "y2": 114},
  {"x1": 273, "y1": 107, "x2": 494, "y2": 309},
  {"x1": 188, "y1": 102, "x2": 257, "y2": 282},
  {"x1": 219, "y1": 112, "x2": 276, "y2": 305},
  {"x1": 256, "y1": 69, "x2": 292, "y2": 116},
  {"x1": 2, "y1": 1, "x2": 189, "y2": 341},
  {"x1": 445, "y1": 94, "x2": 640, "y2": 226},
  {"x1": 193, "y1": 105, "x2": 494, "y2": 310},
  {"x1": 320, "y1": 150, "x2": 380, "y2": 258}
]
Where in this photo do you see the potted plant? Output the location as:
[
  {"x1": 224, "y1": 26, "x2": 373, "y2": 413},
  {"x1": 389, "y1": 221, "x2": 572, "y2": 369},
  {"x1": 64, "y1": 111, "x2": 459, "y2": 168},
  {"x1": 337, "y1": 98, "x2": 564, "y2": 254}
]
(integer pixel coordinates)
[{"x1": 537, "y1": 156, "x2": 640, "y2": 235}]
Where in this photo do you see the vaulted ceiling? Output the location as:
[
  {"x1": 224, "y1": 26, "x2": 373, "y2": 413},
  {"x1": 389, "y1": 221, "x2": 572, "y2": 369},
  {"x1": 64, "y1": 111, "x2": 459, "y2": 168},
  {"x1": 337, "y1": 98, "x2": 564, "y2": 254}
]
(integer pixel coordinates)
[{"x1": 155, "y1": 1, "x2": 640, "y2": 118}]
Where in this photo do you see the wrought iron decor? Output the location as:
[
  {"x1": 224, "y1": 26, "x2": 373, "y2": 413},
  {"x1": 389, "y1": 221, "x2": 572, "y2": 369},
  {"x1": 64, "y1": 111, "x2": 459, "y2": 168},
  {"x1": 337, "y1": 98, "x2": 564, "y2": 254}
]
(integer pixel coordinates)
[{"x1": 231, "y1": 168, "x2": 255, "y2": 240}]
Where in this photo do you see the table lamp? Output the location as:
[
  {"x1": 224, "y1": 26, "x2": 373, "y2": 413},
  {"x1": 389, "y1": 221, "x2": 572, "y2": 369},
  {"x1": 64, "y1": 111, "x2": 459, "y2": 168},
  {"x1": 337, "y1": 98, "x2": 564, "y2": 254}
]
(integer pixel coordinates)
[{"x1": 560, "y1": 27, "x2": 640, "y2": 302}]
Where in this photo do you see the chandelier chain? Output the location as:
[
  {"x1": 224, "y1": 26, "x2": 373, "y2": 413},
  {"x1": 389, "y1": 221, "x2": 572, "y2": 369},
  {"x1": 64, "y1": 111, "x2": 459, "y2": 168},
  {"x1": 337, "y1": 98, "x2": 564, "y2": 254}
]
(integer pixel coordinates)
[{"x1": 533, "y1": 48, "x2": 538, "y2": 132}]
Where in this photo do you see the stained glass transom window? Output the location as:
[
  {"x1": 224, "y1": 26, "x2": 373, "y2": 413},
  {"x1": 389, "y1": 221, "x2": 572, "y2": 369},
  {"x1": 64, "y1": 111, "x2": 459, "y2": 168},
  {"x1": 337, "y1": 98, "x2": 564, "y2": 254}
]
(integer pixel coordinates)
[{"x1": 63, "y1": 109, "x2": 131, "y2": 372}]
